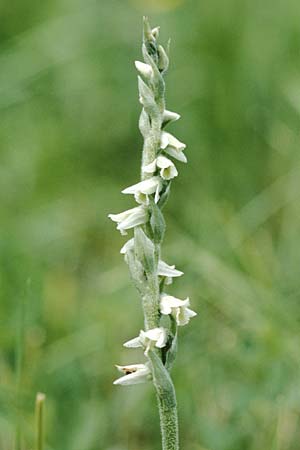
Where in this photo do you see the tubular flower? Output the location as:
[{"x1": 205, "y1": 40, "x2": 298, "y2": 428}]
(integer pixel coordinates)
[
  {"x1": 160, "y1": 294, "x2": 197, "y2": 326},
  {"x1": 162, "y1": 109, "x2": 181, "y2": 127},
  {"x1": 135, "y1": 60, "x2": 153, "y2": 80},
  {"x1": 113, "y1": 363, "x2": 151, "y2": 385},
  {"x1": 122, "y1": 176, "x2": 163, "y2": 204},
  {"x1": 158, "y1": 260, "x2": 184, "y2": 285},
  {"x1": 143, "y1": 155, "x2": 178, "y2": 180},
  {"x1": 108, "y1": 206, "x2": 148, "y2": 235},
  {"x1": 160, "y1": 131, "x2": 187, "y2": 163},
  {"x1": 124, "y1": 327, "x2": 168, "y2": 355}
]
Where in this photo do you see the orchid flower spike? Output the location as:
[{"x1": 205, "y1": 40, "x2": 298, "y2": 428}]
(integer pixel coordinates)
[
  {"x1": 124, "y1": 327, "x2": 168, "y2": 355},
  {"x1": 110, "y1": 19, "x2": 195, "y2": 450},
  {"x1": 108, "y1": 206, "x2": 148, "y2": 235},
  {"x1": 113, "y1": 363, "x2": 151, "y2": 385},
  {"x1": 160, "y1": 294, "x2": 197, "y2": 326}
]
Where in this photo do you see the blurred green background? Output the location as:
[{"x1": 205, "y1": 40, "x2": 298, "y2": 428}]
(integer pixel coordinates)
[{"x1": 1, "y1": 0, "x2": 300, "y2": 449}]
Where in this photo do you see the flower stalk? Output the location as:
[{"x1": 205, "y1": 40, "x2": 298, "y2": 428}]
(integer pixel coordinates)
[{"x1": 109, "y1": 17, "x2": 196, "y2": 450}]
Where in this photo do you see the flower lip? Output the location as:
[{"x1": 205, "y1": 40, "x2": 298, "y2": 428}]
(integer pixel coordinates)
[
  {"x1": 113, "y1": 363, "x2": 151, "y2": 386},
  {"x1": 142, "y1": 156, "x2": 178, "y2": 180},
  {"x1": 122, "y1": 177, "x2": 162, "y2": 204},
  {"x1": 158, "y1": 260, "x2": 184, "y2": 278},
  {"x1": 123, "y1": 327, "x2": 168, "y2": 355},
  {"x1": 160, "y1": 294, "x2": 197, "y2": 326},
  {"x1": 108, "y1": 206, "x2": 148, "y2": 235},
  {"x1": 160, "y1": 132, "x2": 187, "y2": 163}
]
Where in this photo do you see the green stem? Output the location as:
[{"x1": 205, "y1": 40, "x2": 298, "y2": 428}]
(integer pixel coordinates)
[{"x1": 148, "y1": 351, "x2": 179, "y2": 450}]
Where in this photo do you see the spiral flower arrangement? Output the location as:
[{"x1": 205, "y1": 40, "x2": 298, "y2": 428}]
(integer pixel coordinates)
[{"x1": 108, "y1": 17, "x2": 196, "y2": 450}]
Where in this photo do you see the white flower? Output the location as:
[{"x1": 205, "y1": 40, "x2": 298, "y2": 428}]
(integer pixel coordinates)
[
  {"x1": 113, "y1": 363, "x2": 151, "y2": 386},
  {"x1": 151, "y1": 26, "x2": 160, "y2": 39},
  {"x1": 158, "y1": 260, "x2": 184, "y2": 285},
  {"x1": 124, "y1": 327, "x2": 168, "y2": 355},
  {"x1": 143, "y1": 156, "x2": 178, "y2": 180},
  {"x1": 160, "y1": 131, "x2": 187, "y2": 163},
  {"x1": 135, "y1": 60, "x2": 153, "y2": 79},
  {"x1": 122, "y1": 176, "x2": 162, "y2": 204},
  {"x1": 162, "y1": 110, "x2": 181, "y2": 126},
  {"x1": 120, "y1": 238, "x2": 134, "y2": 255},
  {"x1": 108, "y1": 206, "x2": 148, "y2": 235},
  {"x1": 160, "y1": 294, "x2": 197, "y2": 326}
]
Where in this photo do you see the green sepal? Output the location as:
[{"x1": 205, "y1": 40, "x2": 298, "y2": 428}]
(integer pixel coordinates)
[
  {"x1": 138, "y1": 76, "x2": 160, "y2": 118},
  {"x1": 149, "y1": 201, "x2": 166, "y2": 244},
  {"x1": 139, "y1": 108, "x2": 151, "y2": 137},
  {"x1": 134, "y1": 226, "x2": 156, "y2": 275},
  {"x1": 158, "y1": 45, "x2": 169, "y2": 73},
  {"x1": 147, "y1": 350, "x2": 177, "y2": 410},
  {"x1": 126, "y1": 246, "x2": 146, "y2": 295},
  {"x1": 157, "y1": 182, "x2": 171, "y2": 210},
  {"x1": 165, "y1": 317, "x2": 178, "y2": 371}
]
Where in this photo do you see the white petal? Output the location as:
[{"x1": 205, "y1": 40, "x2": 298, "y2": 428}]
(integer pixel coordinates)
[
  {"x1": 117, "y1": 206, "x2": 148, "y2": 232},
  {"x1": 160, "y1": 165, "x2": 178, "y2": 180},
  {"x1": 176, "y1": 307, "x2": 197, "y2": 326},
  {"x1": 161, "y1": 132, "x2": 186, "y2": 151},
  {"x1": 134, "y1": 191, "x2": 149, "y2": 205},
  {"x1": 154, "y1": 183, "x2": 161, "y2": 204},
  {"x1": 158, "y1": 260, "x2": 184, "y2": 278},
  {"x1": 161, "y1": 294, "x2": 188, "y2": 308},
  {"x1": 164, "y1": 146, "x2": 187, "y2": 163},
  {"x1": 123, "y1": 336, "x2": 142, "y2": 348},
  {"x1": 135, "y1": 61, "x2": 153, "y2": 79},
  {"x1": 163, "y1": 110, "x2": 181, "y2": 125},
  {"x1": 143, "y1": 327, "x2": 167, "y2": 347},
  {"x1": 115, "y1": 363, "x2": 148, "y2": 373},
  {"x1": 113, "y1": 365, "x2": 151, "y2": 385},
  {"x1": 120, "y1": 238, "x2": 134, "y2": 254},
  {"x1": 108, "y1": 208, "x2": 136, "y2": 223},
  {"x1": 122, "y1": 177, "x2": 161, "y2": 196},
  {"x1": 155, "y1": 328, "x2": 168, "y2": 348},
  {"x1": 142, "y1": 160, "x2": 157, "y2": 174},
  {"x1": 160, "y1": 132, "x2": 170, "y2": 149},
  {"x1": 156, "y1": 155, "x2": 173, "y2": 169},
  {"x1": 160, "y1": 300, "x2": 172, "y2": 315}
]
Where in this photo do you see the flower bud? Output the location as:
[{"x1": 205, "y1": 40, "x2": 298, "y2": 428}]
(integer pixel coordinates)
[
  {"x1": 135, "y1": 61, "x2": 153, "y2": 80},
  {"x1": 158, "y1": 45, "x2": 169, "y2": 73}
]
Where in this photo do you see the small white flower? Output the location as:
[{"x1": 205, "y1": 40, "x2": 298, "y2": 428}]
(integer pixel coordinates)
[
  {"x1": 113, "y1": 363, "x2": 151, "y2": 386},
  {"x1": 108, "y1": 206, "x2": 148, "y2": 235},
  {"x1": 124, "y1": 327, "x2": 168, "y2": 355},
  {"x1": 162, "y1": 109, "x2": 181, "y2": 126},
  {"x1": 120, "y1": 238, "x2": 134, "y2": 255},
  {"x1": 160, "y1": 294, "x2": 197, "y2": 326},
  {"x1": 122, "y1": 176, "x2": 162, "y2": 204},
  {"x1": 158, "y1": 260, "x2": 183, "y2": 285},
  {"x1": 160, "y1": 131, "x2": 187, "y2": 163},
  {"x1": 143, "y1": 156, "x2": 178, "y2": 180},
  {"x1": 151, "y1": 26, "x2": 160, "y2": 39},
  {"x1": 135, "y1": 60, "x2": 153, "y2": 79}
]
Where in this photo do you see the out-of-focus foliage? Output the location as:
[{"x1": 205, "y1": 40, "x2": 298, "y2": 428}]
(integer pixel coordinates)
[{"x1": 1, "y1": 0, "x2": 300, "y2": 449}]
